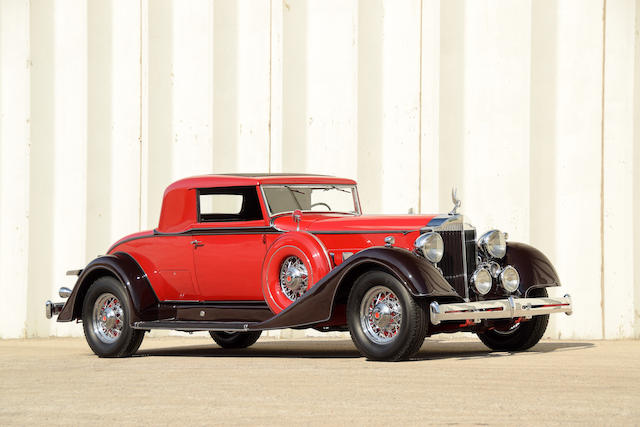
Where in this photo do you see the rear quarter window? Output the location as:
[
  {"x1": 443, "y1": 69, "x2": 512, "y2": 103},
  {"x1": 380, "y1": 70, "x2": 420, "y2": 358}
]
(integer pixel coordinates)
[{"x1": 197, "y1": 186, "x2": 263, "y2": 222}]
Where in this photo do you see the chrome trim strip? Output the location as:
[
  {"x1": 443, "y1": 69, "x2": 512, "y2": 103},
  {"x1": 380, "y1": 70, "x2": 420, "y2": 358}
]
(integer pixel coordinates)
[
  {"x1": 429, "y1": 294, "x2": 573, "y2": 325},
  {"x1": 260, "y1": 184, "x2": 361, "y2": 217}
]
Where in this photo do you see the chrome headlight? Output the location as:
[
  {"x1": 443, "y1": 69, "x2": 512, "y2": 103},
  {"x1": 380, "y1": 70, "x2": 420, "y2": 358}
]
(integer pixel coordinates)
[
  {"x1": 478, "y1": 230, "x2": 507, "y2": 259},
  {"x1": 500, "y1": 265, "x2": 520, "y2": 293},
  {"x1": 471, "y1": 268, "x2": 492, "y2": 295},
  {"x1": 414, "y1": 232, "x2": 444, "y2": 263}
]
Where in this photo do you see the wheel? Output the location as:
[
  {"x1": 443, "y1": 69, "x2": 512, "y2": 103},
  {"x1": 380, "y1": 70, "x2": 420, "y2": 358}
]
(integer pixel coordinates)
[
  {"x1": 82, "y1": 276, "x2": 145, "y2": 358},
  {"x1": 476, "y1": 288, "x2": 550, "y2": 352},
  {"x1": 347, "y1": 270, "x2": 428, "y2": 361},
  {"x1": 209, "y1": 331, "x2": 262, "y2": 349}
]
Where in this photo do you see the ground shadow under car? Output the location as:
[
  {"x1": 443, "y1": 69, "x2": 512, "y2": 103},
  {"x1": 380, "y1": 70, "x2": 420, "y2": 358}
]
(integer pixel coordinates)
[{"x1": 134, "y1": 339, "x2": 594, "y2": 361}]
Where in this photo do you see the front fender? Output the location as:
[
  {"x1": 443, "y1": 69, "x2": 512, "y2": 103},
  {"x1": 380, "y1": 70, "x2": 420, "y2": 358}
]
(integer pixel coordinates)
[
  {"x1": 256, "y1": 246, "x2": 459, "y2": 330},
  {"x1": 505, "y1": 242, "x2": 561, "y2": 296},
  {"x1": 57, "y1": 252, "x2": 158, "y2": 323}
]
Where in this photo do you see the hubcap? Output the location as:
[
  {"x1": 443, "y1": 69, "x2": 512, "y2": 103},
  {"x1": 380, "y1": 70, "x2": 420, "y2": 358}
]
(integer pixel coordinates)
[
  {"x1": 360, "y1": 286, "x2": 402, "y2": 344},
  {"x1": 92, "y1": 293, "x2": 124, "y2": 344},
  {"x1": 279, "y1": 256, "x2": 308, "y2": 301}
]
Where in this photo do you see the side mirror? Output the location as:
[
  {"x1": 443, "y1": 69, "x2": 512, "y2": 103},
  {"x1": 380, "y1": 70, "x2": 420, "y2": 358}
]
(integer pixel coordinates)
[{"x1": 292, "y1": 209, "x2": 302, "y2": 231}]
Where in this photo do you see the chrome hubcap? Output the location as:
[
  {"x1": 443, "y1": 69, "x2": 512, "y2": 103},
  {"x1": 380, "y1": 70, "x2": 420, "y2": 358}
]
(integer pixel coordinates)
[
  {"x1": 92, "y1": 293, "x2": 124, "y2": 344},
  {"x1": 279, "y1": 256, "x2": 308, "y2": 301},
  {"x1": 360, "y1": 286, "x2": 402, "y2": 344}
]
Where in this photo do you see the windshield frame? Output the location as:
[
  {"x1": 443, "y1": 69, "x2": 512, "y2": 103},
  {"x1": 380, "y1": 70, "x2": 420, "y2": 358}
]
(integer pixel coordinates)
[{"x1": 259, "y1": 184, "x2": 362, "y2": 218}]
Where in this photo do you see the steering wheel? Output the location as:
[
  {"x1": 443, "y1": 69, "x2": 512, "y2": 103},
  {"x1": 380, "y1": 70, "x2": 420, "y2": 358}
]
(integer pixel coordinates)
[{"x1": 310, "y1": 202, "x2": 331, "y2": 211}]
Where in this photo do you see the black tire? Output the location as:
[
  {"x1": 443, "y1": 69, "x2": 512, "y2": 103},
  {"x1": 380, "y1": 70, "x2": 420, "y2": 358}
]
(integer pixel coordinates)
[
  {"x1": 347, "y1": 270, "x2": 428, "y2": 361},
  {"x1": 82, "y1": 276, "x2": 145, "y2": 358},
  {"x1": 209, "y1": 331, "x2": 262, "y2": 349},
  {"x1": 476, "y1": 288, "x2": 550, "y2": 352}
]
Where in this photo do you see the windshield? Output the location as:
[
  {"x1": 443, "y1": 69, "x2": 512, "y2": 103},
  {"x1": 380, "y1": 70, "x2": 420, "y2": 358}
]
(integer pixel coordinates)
[{"x1": 262, "y1": 185, "x2": 360, "y2": 216}]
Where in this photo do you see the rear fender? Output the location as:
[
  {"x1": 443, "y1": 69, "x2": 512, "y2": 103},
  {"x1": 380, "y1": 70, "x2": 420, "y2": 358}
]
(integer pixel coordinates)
[{"x1": 57, "y1": 252, "x2": 158, "y2": 323}]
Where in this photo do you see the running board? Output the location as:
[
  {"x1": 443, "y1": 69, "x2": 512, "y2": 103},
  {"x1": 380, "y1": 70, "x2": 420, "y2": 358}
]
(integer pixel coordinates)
[{"x1": 132, "y1": 320, "x2": 259, "y2": 331}]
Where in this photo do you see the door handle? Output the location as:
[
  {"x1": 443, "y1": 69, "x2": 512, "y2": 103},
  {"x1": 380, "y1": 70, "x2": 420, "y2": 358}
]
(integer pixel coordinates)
[{"x1": 191, "y1": 240, "x2": 204, "y2": 249}]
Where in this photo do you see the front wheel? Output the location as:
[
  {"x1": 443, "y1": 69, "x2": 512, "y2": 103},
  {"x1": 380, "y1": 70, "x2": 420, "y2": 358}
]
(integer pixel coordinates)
[
  {"x1": 347, "y1": 271, "x2": 428, "y2": 361},
  {"x1": 82, "y1": 276, "x2": 145, "y2": 358},
  {"x1": 476, "y1": 288, "x2": 550, "y2": 352},
  {"x1": 209, "y1": 331, "x2": 262, "y2": 349}
]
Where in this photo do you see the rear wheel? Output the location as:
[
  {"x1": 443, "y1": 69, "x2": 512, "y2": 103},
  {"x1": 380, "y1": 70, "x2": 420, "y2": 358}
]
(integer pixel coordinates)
[
  {"x1": 476, "y1": 288, "x2": 550, "y2": 352},
  {"x1": 347, "y1": 271, "x2": 428, "y2": 361},
  {"x1": 209, "y1": 331, "x2": 262, "y2": 349},
  {"x1": 82, "y1": 276, "x2": 145, "y2": 357}
]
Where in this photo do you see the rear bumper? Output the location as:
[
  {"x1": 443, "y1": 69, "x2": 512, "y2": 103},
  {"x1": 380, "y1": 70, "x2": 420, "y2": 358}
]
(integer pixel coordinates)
[
  {"x1": 429, "y1": 294, "x2": 572, "y2": 325},
  {"x1": 45, "y1": 301, "x2": 65, "y2": 319}
]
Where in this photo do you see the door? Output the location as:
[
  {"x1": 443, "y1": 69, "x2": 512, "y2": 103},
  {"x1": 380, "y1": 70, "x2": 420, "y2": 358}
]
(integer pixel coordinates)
[{"x1": 191, "y1": 186, "x2": 268, "y2": 301}]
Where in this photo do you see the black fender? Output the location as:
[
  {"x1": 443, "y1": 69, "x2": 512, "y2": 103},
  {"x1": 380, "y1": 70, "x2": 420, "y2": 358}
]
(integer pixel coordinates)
[
  {"x1": 57, "y1": 252, "x2": 158, "y2": 323},
  {"x1": 505, "y1": 242, "x2": 561, "y2": 296},
  {"x1": 256, "y1": 246, "x2": 460, "y2": 330}
]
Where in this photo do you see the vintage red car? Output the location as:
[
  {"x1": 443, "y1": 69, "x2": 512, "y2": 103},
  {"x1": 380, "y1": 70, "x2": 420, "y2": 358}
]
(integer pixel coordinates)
[{"x1": 46, "y1": 174, "x2": 572, "y2": 361}]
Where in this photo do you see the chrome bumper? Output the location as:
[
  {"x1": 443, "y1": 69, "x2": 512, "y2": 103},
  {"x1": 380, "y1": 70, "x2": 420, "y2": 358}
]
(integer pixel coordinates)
[{"x1": 429, "y1": 294, "x2": 573, "y2": 326}]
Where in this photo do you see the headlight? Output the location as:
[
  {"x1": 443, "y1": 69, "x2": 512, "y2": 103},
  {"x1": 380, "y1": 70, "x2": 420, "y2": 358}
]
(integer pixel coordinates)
[
  {"x1": 414, "y1": 232, "x2": 444, "y2": 263},
  {"x1": 478, "y1": 230, "x2": 507, "y2": 259},
  {"x1": 500, "y1": 265, "x2": 520, "y2": 293},
  {"x1": 471, "y1": 268, "x2": 492, "y2": 295}
]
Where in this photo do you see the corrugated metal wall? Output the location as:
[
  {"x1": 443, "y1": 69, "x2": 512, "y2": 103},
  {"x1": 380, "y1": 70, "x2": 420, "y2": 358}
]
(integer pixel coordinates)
[{"x1": 0, "y1": 0, "x2": 639, "y2": 339}]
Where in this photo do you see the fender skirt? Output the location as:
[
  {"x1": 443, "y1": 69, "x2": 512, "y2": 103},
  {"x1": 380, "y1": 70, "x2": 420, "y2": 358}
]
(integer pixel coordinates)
[
  {"x1": 57, "y1": 252, "x2": 159, "y2": 323},
  {"x1": 255, "y1": 246, "x2": 459, "y2": 330},
  {"x1": 505, "y1": 242, "x2": 561, "y2": 296}
]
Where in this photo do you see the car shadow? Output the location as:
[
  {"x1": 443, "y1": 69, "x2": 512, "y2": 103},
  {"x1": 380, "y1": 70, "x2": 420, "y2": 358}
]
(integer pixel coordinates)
[{"x1": 134, "y1": 339, "x2": 594, "y2": 361}]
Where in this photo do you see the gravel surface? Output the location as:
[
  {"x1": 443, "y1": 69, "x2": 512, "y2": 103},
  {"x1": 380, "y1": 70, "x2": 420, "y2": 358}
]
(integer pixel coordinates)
[{"x1": 0, "y1": 336, "x2": 638, "y2": 425}]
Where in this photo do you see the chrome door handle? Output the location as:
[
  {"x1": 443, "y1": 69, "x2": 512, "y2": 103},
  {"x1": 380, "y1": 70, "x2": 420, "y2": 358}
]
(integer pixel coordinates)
[{"x1": 191, "y1": 240, "x2": 204, "y2": 249}]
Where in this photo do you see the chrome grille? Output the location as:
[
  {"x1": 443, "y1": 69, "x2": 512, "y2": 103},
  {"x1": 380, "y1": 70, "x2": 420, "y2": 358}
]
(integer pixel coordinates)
[{"x1": 437, "y1": 229, "x2": 477, "y2": 298}]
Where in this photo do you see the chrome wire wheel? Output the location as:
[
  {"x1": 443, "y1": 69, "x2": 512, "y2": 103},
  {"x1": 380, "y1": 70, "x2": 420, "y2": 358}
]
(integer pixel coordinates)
[
  {"x1": 279, "y1": 256, "x2": 308, "y2": 301},
  {"x1": 92, "y1": 293, "x2": 124, "y2": 344},
  {"x1": 359, "y1": 285, "x2": 403, "y2": 344}
]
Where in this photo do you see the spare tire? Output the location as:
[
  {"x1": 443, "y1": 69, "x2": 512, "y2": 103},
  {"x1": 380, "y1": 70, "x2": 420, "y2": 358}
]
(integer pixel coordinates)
[{"x1": 262, "y1": 232, "x2": 332, "y2": 313}]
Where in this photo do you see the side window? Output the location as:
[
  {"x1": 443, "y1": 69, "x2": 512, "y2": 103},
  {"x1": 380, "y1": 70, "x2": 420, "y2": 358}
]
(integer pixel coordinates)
[{"x1": 198, "y1": 186, "x2": 263, "y2": 222}]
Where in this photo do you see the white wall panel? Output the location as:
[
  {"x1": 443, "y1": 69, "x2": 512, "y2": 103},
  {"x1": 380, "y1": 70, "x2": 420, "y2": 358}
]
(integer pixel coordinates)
[
  {"x1": 172, "y1": 0, "x2": 213, "y2": 179},
  {"x1": 461, "y1": 1, "x2": 531, "y2": 242},
  {"x1": 111, "y1": 0, "x2": 143, "y2": 240},
  {"x1": 380, "y1": 0, "x2": 421, "y2": 214},
  {"x1": 1, "y1": 0, "x2": 639, "y2": 339},
  {"x1": 0, "y1": 0, "x2": 30, "y2": 338},
  {"x1": 236, "y1": 0, "x2": 270, "y2": 172},
  {"x1": 602, "y1": 0, "x2": 636, "y2": 338},
  {"x1": 552, "y1": 0, "x2": 604, "y2": 339},
  {"x1": 306, "y1": 0, "x2": 358, "y2": 179},
  {"x1": 50, "y1": 0, "x2": 88, "y2": 337}
]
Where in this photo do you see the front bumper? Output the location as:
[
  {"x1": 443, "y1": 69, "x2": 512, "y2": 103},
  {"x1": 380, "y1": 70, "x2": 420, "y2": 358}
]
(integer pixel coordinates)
[{"x1": 429, "y1": 294, "x2": 572, "y2": 325}]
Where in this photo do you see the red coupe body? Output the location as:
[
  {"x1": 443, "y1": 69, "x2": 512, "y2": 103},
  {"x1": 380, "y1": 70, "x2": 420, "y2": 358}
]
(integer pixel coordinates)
[{"x1": 47, "y1": 173, "x2": 573, "y2": 360}]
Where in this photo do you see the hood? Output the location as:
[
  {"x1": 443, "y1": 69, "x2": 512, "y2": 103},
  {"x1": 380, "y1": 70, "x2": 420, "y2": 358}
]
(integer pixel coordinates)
[{"x1": 272, "y1": 213, "x2": 439, "y2": 233}]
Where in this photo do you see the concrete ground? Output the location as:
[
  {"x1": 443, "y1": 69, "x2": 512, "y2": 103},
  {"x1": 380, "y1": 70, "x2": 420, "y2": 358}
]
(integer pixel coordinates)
[{"x1": 0, "y1": 335, "x2": 638, "y2": 426}]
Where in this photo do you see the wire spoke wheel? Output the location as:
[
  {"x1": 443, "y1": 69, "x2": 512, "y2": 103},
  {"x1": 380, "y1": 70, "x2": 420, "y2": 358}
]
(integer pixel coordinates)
[
  {"x1": 279, "y1": 256, "x2": 308, "y2": 301},
  {"x1": 359, "y1": 286, "x2": 403, "y2": 344},
  {"x1": 92, "y1": 293, "x2": 124, "y2": 344}
]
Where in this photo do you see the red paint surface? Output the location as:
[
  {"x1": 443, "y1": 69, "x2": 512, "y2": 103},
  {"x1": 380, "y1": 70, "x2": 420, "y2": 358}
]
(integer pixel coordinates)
[{"x1": 108, "y1": 175, "x2": 437, "y2": 304}]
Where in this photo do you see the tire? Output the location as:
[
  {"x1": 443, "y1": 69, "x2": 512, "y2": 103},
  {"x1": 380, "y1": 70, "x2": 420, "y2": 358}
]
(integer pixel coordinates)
[
  {"x1": 476, "y1": 288, "x2": 550, "y2": 352},
  {"x1": 82, "y1": 276, "x2": 145, "y2": 358},
  {"x1": 209, "y1": 331, "x2": 262, "y2": 349},
  {"x1": 347, "y1": 270, "x2": 428, "y2": 361}
]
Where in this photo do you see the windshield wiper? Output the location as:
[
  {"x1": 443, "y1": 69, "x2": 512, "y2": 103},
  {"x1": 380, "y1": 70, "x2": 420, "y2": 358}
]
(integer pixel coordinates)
[
  {"x1": 324, "y1": 185, "x2": 349, "y2": 193},
  {"x1": 284, "y1": 185, "x2": 303, "y2": 209}
]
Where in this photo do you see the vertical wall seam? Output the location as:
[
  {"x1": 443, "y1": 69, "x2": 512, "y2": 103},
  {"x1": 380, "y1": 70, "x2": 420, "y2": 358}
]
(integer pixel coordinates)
[
  {"x1": 268, "y1": 0, "x2": 272, "y2": 173},
  {"x1": 138, "y1": 0, "x2": 143, "y2": 231},
  {"x1": 417, "y1": 0, "x2": 423, "y2": 213},
  {"x1": 600, "y1": 0, "x2": 607, "y2": 339}
]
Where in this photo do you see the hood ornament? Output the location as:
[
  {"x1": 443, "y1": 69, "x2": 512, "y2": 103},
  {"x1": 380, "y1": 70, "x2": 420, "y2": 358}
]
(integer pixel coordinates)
[{"x1": 449, "y1": 187, "x2": 461, "y2": 215}]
